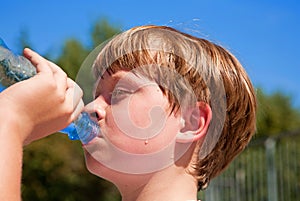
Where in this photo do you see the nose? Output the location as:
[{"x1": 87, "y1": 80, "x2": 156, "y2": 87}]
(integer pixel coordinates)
[{"x1": 84, "y1": 97, "x2": 107, "y2": 121}]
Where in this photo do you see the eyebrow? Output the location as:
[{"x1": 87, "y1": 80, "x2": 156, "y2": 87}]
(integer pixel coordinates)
[
  {"x1": 94, "y1": 71, "x2": 155, "y2": 98},
  {"x1": 93, "y1": 73, "x2": 115, "y2": 98}
]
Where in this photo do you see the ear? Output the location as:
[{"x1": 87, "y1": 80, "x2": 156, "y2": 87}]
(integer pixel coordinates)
[{"x1": 176, "y1": 102, "x2": 212, "y2": 143}]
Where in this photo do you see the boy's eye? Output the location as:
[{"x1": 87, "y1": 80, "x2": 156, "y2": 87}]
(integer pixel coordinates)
[
  {"x1": 112, "y1": 88, "x2": 131, "y2": 96},
  {"x1": 111, "y1": 88, "x2": 133, "y2": 103}
]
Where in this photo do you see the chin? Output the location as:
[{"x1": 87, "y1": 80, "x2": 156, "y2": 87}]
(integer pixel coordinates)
[
  {"x1": 84, "y1": 150, "x2": 106, "y2": 177},
  {"x1": 83, "y1": 150, "x2": 120, "y2": 183}
]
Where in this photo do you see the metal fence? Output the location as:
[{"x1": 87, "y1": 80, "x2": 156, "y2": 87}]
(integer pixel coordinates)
[{"x1": 198, "y1": 130, "x2": 300, "y2": 201}]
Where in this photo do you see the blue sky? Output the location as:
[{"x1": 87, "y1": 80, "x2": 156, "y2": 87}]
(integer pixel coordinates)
[{"x1": 1, "y1": 0, "x2": 300, "y2": 107}]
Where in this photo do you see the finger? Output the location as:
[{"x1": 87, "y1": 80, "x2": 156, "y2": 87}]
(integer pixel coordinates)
[
  {"x1": 66, "y1": 77, "x2": 75, "y2": 88},
  {"x1": 71, "y1": 82, "x2": 84, "y2": 111},
  {"x1": 65, "y1": 80, "x2": 83, "y2": 112},
  {"x1": 73, "y1": 83, "x2": 84, "y2": 107},
  {"x1": 47, "y1": 60, "x2": 65, "y2": 75},
  {"x1": 52, "y1": 68, "x2": 68, "y2": 95},
  {"x1": 23, "y1": 48, "x2": 52, "y2": 74},
  {"x1": 71, "y1": 99, "x2": 85, "y2": 121},
  {"x1": 24, "y1": 48, "x2": 65, "y2": 78},
  {"x1": 66, "y1": 79, "x2": 83, "y2": 104}
]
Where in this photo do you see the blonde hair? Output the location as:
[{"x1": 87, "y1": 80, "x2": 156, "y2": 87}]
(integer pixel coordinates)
[{"x1": 93, "y1": 25, "x2": 257, "y2": 190}]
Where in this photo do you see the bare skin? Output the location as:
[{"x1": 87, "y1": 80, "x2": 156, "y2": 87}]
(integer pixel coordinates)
[{"x1": 0, "y1": 48, "x2": 83, "y2": 201}]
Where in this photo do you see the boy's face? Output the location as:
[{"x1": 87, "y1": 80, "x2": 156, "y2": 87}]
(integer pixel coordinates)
[{"x1": 83, "y1": 69, "x2": 183, "y2": 175}]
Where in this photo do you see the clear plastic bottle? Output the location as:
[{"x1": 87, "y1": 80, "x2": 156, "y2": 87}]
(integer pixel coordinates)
[{"x1": 0, "y1": 37, "x2": 100, "y2": 144}]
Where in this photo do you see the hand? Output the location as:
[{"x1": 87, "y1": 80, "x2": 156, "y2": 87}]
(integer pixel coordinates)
[{"x1": 0, "y1": 48, "x2": 84, "y2": 145}]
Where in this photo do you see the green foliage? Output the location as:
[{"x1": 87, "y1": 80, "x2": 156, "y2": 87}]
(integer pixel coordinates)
[
  {"x1": 17, "y1": 28, "x2": 31, "y2": 50},
  {"x1": 91, "y1": 18, "x2": 122, "y2": 48},
  {"x1": 56, "y1": 39, "x2": 89, "y2": 80},
  {"x1": 55, "y1": 18, "x2": 122, "y2": 103},
  {"x1": 256, "y1": 88, "x2": 300, "y2": 137}
]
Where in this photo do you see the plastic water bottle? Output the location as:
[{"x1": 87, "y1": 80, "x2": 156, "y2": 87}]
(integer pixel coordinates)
[{"x1": 0, "y1": 37, "x2": 100, "y2": 144}]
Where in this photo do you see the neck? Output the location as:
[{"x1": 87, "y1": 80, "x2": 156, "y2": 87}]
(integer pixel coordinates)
[{"x1": 117, "y1": 165, "x2": 198, "y2": 201}]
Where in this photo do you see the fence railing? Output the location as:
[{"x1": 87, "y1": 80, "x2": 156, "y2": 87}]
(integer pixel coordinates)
[{"x1": 198, "y1": 130, "x2": 300, "y2": 201}]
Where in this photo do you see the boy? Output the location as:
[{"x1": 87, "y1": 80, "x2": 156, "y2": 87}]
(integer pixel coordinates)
[{"x1": 82, "y1": 25, "x2": 256, "y2": 200}]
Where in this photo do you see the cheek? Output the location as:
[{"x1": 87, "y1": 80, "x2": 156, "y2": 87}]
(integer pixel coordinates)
[
  {"x1": 104, "y1": 100, "x2": 181, "y2": 154},
  {"x1": 103, "y1": 86, "x2": 182, "y2": 154},
  {"x1": 127, "y1": 94, "x2": 167, "y2": 130}
]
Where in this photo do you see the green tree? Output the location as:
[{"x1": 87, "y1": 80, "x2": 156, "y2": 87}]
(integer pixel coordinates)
[
  {"x1": 18, "y1": 29, "x2": 31, "y2": 50},
  {"x1": 256, "y1": 88, "x2": 300, "y2": 137},
  {"x1": 91, "y1": 18, "x2": 121, "y2": 48},
  {"x1": 56, "y1": 39, "x2": 88, "y2": 80},
  {"x1": 55, "y1": 18, "x2": 121, "y2": 103},
  {"x1": 56, "y1": 18, "x2": 121, "y2": 80}
]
